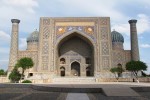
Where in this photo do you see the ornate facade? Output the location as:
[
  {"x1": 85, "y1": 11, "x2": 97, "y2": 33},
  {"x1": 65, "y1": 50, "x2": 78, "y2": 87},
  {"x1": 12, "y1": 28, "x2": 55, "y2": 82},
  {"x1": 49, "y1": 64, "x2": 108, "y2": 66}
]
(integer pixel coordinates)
[{"x1": 8, "y1": 17, "x2": 139, "y2": 81}]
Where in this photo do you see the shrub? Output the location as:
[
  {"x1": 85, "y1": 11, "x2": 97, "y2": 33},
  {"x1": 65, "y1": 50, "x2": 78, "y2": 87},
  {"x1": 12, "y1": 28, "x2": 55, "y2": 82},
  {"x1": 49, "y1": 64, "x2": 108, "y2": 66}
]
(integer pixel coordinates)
[
  {"x1": 22, "y1": 80, "x2": 32, "y2": 83},
  {"x1": 9, "y1": 68, "x2": 21, "y2": 83}
]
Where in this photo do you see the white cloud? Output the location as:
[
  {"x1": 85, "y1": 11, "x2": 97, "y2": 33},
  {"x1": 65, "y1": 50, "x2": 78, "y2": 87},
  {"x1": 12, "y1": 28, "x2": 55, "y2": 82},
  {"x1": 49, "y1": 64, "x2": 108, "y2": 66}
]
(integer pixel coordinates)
[
  {"x1": 3, "y1": 0, "x2": 38, "y2": 7},
  {"x1": 0, "y1": 0, "x2": 39, "y2": 32},
  {"x1": 0, "y1": 31, "x2": 10, "y2": 43},
  {"x1": 19, "y1": 38, "x2": 27, "y2": 50},
  {"x1": 54, "y1": 0, "x2": 127, "y2": 21},
  {"x1": 112, "y1": 14, "x2": 150, "y2": 35},
  {"x1": 112, "y1": 24, "x2": 129, "y2": 35},
  {"x1": 0, "y1": 60, "x2": 9, "y2": 70},
  {"x1": 2, "y1": 0, "x2": 38, "y2": 13},
  {"x1": 0, "y1": 47, "x2": 10, "y2": 54},
  {"x1": 137, "y1": 14, "x2": 150, "y2": 34},
  {"x1": 140, "y1": 44, "x2": 150, "y2": 48},
  {"x1": 123, "y1": 41, "x2": 131, "y2": 50}
]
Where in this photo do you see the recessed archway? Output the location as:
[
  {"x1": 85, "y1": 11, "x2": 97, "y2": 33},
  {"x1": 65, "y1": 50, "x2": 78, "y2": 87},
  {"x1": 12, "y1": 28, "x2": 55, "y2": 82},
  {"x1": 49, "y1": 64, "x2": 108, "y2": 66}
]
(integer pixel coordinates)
[
  {"x1": 60, "y1": 58, "x2": 66, "y2": 64},
  {"x1": 56, "y1": 32, "x2": 95, "y2": 76},
  {"x1": 86, "y1": 67, "x2": 91, "y2": 76},
  {"x1": 71, "y1": 62, "x2": 80, "y2": 76},
  {"x1": 60, "y1": 67, "x2": 65, "y2": 76}
]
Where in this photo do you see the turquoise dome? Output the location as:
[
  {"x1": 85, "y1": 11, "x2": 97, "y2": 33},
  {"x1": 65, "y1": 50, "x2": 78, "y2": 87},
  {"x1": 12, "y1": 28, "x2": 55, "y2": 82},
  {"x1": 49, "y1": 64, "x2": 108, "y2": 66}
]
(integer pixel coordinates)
[
  {"x1": 111, "y1": 31, "x2": 124, "y2": 43},
  {"x1": 27, "y1": 30, "x2": 39, "y2": 42}
]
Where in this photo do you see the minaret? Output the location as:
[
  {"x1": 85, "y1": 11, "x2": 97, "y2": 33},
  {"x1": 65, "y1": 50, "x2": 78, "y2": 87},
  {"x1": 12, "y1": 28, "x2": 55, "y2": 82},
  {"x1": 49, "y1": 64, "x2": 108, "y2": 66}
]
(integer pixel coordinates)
[
  {"x1": 8, "y1": 19, "x2": 20, "y2": 72},
  {"x1": 129, "y1": 19, "x2": 140, "y2": 61}
]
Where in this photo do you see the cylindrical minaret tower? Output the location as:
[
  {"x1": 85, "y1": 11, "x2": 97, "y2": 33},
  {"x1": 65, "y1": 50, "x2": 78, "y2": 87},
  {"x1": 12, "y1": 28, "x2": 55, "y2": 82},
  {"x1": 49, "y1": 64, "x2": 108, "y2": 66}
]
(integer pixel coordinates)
[
  {"x1": 8, "y1": 19, "x2": 20, "y2": 72},
  {"x1": 129, "y1": 19, "x2": 140, "y2": 61}
]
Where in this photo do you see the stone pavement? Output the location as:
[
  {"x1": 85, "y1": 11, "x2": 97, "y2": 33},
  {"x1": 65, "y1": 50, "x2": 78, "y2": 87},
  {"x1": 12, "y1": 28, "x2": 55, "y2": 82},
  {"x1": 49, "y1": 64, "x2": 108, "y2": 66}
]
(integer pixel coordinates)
[
  {"x1": 0, "y1": 82, "x2": 150, "y2": 100},
  {"x1": 66, "y1": 93, "x2": 89, "y2": 100}
]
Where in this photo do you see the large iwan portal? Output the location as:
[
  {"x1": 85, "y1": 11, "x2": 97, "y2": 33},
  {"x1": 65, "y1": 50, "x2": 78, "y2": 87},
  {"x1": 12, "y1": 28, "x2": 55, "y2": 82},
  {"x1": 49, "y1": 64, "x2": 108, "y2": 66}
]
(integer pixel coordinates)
[{"x1": 58, "y1": 33, "x2": 94, "y2": 77}]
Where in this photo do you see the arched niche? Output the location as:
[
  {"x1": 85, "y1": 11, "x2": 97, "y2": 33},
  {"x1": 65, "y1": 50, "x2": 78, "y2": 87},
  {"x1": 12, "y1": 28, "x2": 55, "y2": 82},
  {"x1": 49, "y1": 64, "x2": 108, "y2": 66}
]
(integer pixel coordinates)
[{"x1": 56, "y1": 32, "x2": 95, "y2": 76}]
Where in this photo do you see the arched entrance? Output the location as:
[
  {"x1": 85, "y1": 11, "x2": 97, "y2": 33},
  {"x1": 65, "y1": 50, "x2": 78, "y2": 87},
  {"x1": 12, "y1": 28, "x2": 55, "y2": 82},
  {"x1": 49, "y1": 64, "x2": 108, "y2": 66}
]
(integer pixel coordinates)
[
  {"x1": 56, "y1": 32, "x2": 94, "y2": 76},
  {"x1": 60, "y1": 67, "x2": 65, "y2": 76},
  {"x1": 86, "y1": 67, "x2": 91, "y2": 76},
  {"x1": 71, "y1": 62, "x2": 80, "y2": 76}
]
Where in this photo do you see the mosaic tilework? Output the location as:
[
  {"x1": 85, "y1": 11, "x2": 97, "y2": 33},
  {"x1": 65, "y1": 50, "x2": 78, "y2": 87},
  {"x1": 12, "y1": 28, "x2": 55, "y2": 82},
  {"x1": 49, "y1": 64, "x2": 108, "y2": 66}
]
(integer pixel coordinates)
[
  {"x1": 55, "y1": 26, "x2": 95, "y2": 41},
  {"x1": 43, "y1": 26, "x2": 50, "y2": 39},
  {"x1": 102, "y1": 56, "x2": 110, "y2": 70},
  {"x1": 43, "y1": 19, "x2": 50, "y2": 25},
  {"x1": 101, "y1": 27, "x2": 108, "y2": 40},
  {"x1": 101, "y1": 42, "x2": 109, "y2": 55}
]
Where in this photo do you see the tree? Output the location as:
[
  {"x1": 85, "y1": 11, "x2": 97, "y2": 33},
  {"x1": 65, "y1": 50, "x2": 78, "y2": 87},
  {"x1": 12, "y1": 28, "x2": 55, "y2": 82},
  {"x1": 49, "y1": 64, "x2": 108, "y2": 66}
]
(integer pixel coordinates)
[
  {"x1": 126, "y1": 60, "x2": 147, "y2": 83},
  {"x1": 15, "y1": 57, "x2": 34, "y2": 79},
  {"x1": 141, "y1": 71, "x2": 147, "y2": 77},
  {"x1": 0, "y1": 69, "x2": 5, "y2": 75},
  {"x1": 9, "y1": 67, "x2": 21, "y2": 83},
  {"x1": 110, "y1": 66, "x2": 124, "y2": 82}
]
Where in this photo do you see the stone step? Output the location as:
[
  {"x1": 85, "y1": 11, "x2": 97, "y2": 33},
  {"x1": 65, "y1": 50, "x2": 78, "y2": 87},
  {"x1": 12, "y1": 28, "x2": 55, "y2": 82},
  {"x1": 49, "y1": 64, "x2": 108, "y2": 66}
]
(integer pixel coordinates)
[{"x1": 53, "y1": 77, "x2": 96, "y2": 83}]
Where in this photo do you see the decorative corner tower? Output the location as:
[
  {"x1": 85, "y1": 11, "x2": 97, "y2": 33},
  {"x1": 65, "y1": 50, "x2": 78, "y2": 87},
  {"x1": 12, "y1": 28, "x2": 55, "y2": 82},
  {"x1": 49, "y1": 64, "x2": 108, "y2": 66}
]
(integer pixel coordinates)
[
  {"x1": 8, "y1": 19, "x2": 20, "y2": 72},
  {"x1": 129, "y1": 19, "x2": 140, "y2": 61}
]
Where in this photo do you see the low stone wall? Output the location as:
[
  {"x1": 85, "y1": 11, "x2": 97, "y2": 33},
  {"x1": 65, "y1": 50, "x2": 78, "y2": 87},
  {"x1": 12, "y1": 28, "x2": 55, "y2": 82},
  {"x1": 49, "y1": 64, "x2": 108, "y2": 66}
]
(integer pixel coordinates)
[
  {"x1": 97, "y1": 77, "x2": 150, "y2": 82},
  {"x1": 29, "y1": 79, "x2": 52, "y2": 83},
  {"x1": 0, "y1": 77, "x2": 9, "y2": 83},
  {"x1": 1, "y1": 77, "x2": 150, "y2": 83}
]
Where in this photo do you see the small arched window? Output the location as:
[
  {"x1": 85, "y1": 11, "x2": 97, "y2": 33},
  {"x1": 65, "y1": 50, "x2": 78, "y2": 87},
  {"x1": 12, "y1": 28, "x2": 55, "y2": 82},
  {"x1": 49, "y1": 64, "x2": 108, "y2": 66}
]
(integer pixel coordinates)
[
  {"x1": 60, "y1": 58, "x2": 66, "y2": 64},
  {"x1": 86, "y1": 67, "x2": 91, "y2": 76},
  {"x1": 117, "y1": 63, "x2": 123, "y2": 77},
  {"x1": 60, "y1": 66, "x2": 65, "y2": 76}
]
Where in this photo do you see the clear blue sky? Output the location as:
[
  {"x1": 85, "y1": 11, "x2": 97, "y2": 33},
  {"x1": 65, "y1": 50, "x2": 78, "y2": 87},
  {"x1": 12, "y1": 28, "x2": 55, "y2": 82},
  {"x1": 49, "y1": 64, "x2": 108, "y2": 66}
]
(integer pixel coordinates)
[{"x1": 0, "y1": 0, "x2": 150, "y2": 73}]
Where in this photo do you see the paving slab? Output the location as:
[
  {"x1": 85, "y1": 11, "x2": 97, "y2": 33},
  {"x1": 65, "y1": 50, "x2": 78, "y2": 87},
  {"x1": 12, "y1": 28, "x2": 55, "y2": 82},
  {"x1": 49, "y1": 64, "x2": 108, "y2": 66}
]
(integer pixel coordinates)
[
  {"x1": 102, "y1": 87, "x2": 140, "y2": 96},
  {"x1": 66, "y1": 93, "x2": 89, "y2": 100},
  {"x1": 1, "y1": 82, "x2": 150, "y2": 99}
]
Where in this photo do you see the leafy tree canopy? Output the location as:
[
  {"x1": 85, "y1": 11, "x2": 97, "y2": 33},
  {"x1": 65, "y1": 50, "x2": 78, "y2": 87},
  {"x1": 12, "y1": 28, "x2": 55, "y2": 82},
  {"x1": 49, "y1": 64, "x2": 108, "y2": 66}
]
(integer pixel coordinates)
[
  {"x1": 126, "y1": 60, "x2": 147, "y2": 81},
  {"x1": 0, "y1": 69, "x2": 5, "y2": 75},
  {"x1": 15, "y1": 57, "x2": 34, "y2": 78},
  {"x1": 110, "y1": 66, "x2": 124, "y2": 81},
  {"x1": 110, "y1": 67, "x2": 123, "y2": 74},
  {"x1": 126, "y1": 61, "x2": 147, "y2": 72},
  {"x1": 15, "y1": 57, "x2": 34, "y2": 70}
]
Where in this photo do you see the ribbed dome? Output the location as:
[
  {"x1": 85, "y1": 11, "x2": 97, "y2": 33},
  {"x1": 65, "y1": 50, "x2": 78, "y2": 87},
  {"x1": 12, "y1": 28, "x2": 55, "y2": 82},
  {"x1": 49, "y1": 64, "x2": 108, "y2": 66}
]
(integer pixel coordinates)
[
  {"x1": 111, "y1": 31, "x2": 124, "y2": 43},
  {"x1": 27, "y1": 30, "x2": 39, "y2": 42}
]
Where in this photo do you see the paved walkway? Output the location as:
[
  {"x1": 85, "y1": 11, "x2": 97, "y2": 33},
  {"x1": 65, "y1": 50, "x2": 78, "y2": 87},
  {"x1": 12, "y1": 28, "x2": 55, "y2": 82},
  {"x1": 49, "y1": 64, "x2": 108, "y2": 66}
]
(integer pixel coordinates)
[
  {"x1": 0, "y1": 82, "x2": 150, "y2": 100},
  {"x1": 34, "y1": 82, "x2": 150, "y2": 96},
  {"x1": 66, "y1": 93, "x2": 89, "y2": 100},
  {"x1": 103, "y1": 87, "x2": 140, "y2": 96}
]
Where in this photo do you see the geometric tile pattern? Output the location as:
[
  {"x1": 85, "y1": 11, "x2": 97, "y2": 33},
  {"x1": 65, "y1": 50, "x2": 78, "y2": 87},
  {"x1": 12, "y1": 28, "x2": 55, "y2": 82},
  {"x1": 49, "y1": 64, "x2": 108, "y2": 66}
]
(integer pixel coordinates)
[
  {"x1": 102, "y1": 56, "x2": 109, "y2": 70},
  {"x1": 43, "y1": 26, "x2": 50, "y2": 39},
  {"x1": 9, "y1": 24, "x2": 19, "y2": 68},
  {"x1": 18, "y1": 51, "x2": 38, "y2": 71},
  {"x1": 41, "y1": 19, "x2": 51, "y2": 71},
  {"x1": 101, "y1": 27, "x2": 108, "y2": 40},
  {"x1": 43, "y1": 19, "x2": 50, "y2": 25},
  {"x1": 42, "y1": 41, "x2": 49, "y2": 54},
  {"x1": 101, "y1": 42, "x2": 109, "y2": 55},
  {"x1": 100, "y1": 18, "x2": 108, "y2": 25}
]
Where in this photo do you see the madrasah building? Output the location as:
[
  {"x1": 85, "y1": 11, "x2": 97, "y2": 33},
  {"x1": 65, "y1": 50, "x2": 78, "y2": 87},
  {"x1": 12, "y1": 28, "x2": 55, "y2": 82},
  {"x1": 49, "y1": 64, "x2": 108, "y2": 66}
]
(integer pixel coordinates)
[{"x1": 8, "y1": 17, "x2": 139, "y2": 82}]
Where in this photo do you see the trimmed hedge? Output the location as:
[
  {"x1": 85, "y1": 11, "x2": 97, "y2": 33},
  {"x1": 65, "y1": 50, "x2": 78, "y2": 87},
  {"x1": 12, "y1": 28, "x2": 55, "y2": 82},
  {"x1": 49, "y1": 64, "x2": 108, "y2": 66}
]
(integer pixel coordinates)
[{"x1": 22, "y1": 80, "x2": 32, "y2": 83}]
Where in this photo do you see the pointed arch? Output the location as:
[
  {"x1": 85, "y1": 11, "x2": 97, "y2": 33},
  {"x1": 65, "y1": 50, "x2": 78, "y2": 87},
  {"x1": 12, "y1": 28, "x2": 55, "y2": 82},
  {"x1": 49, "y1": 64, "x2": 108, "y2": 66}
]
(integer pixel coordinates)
[
  {"x1": 55, "y1": 30, "x2": 95, "y2": 50},
  {"x1": 55, "y1": 30, "x2": 95, "y2": 76}
]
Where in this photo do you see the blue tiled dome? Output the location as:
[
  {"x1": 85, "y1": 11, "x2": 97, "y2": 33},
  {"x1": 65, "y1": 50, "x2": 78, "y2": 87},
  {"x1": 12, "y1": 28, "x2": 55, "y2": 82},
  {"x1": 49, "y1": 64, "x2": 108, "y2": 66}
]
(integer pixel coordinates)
[
  {"x1": 27, "y1": 30, "x2": 39, "y2": 42},
  {"x1": 111, "y1": 31, "x2": 124, "y2": 43}
]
